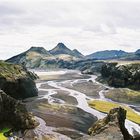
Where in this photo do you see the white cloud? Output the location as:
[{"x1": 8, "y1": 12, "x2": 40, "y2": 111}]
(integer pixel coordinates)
[{"x1": 0, "y1": 0, "x2": 140, "y2": 59}]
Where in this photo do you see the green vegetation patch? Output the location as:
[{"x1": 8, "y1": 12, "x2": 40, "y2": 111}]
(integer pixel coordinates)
[
  {"x1": 0, "y1": 61, "x2": 26, "y2": 80},
  {"x1": 38, "y1": 103, "x2": 77, "y2": 113},
  {"x1": 0, "y1": 128, "x2": 10, "y2": 140},
  {"x1": 88, "y1": 100, "x2": 140, "y2": 124}
]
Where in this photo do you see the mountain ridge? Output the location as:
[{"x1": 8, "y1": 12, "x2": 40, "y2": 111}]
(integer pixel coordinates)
[
  {"x1": 86, "y1": 50, "x2": 128, "y2": 60},
  {"x1": 6, "y1": 43, "x2": 84, "y2": 68},
  {"x1": 6, "y1": 43, "x2": 140, "y2": 69},
  {"x1": 49, "y1": 43, "x2": 83, "y2": 58}
]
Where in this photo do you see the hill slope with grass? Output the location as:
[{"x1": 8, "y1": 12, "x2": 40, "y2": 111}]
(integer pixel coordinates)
[{"x1": 6, "y1": 43, "x2": 84, "y2": 68}]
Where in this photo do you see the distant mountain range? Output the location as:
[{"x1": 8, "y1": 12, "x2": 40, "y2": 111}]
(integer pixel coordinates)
[
  {"x1": 86, "y1": 50, "x2": 128, "y2": 60},
  {"x1": 86, "y1": 49, "x2": 140, "y2": 60},
  {"x1": 6, "y1": 42, "x2": 140, "y2": 68}
]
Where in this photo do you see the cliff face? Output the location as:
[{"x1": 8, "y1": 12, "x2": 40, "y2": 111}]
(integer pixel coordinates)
[
  {"x1": 101, "y1": 63, "x2": 140, "y2": 90},
  {"x1": 0, "y1": 61, "x2": 38, "y2": 99},
  {"x1": 0, "y1": 90, "x2": 38, "y2": 131}
]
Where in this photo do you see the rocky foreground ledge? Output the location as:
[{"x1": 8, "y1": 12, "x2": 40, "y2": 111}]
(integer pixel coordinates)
[
  {"x1": 79, "y1": 107, "x2": 140, "y2": 140},
  {"x1": 0, "y1": 61, "x2": 39, "y2": 139},
  {"x1": 0, "y1": 90, "x2": 38, "y2": 135}
]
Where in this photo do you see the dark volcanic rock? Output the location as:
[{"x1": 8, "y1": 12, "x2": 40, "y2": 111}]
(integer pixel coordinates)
[
  {"x1": 0, "y1": 90, "x2": 38, "y2": 130},
  {"x1": 101, "y1": 63, "x2": 140, "y2": 90},
  {"x1": 86, "y1": 107, "x2": 133, "y2": 140},
  {"x1": 0, "y1": 61, "x2": 38, "y2": 99}
]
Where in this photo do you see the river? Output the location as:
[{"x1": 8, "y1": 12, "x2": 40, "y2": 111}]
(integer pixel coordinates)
[{"x1": 33, "y1": 70, "x2": 140, "y2": 138}]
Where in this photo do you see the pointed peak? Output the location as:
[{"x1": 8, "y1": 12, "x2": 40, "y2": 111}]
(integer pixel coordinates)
[
  {"x1": 73, "y1": 49, "x2": 84, "y2": 57},
  {"x1": 56, "y1": 43, "x2": 68, "y2": 49},
  {"x1": 73, "y1": 49, "x2": 80, "y2": 53}
]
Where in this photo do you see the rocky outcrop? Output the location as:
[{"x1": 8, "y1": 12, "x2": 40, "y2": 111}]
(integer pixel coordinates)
[
  {"x1": 0, "y1": 90, "x2": 38, "y2": 131},
  {"x1": 78, "y1": 107, "x2": 133, "y2": 140},
  {"x1": 60, "y1": 59, "x2": 105, "y2": 75},
  {"x1": 101, "y1": 63, "x2": 140, "y2": 90},
  {"x1": 0, "y1": 61, "x2": 38, "y2": 99},
  {"x1": 88, "y1": 107, "x2": 132, "y2": 140},
  {"x1": 80, "y1": 107, "x2": 140, "y2": 140}
]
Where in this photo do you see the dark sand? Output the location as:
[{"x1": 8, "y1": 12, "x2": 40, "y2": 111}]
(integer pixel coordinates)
[
  {"x1": 26, "y1": 97, "x2": 97, "y2": 136},
  {"x1": 37, "y1": 72, "x2": 90, "y2": 81},
  {"x1": 24, "y1": 71, "x2": 101, "y2": 138},
  {"x1": 51, "y1": 90, "x2": 78, "y2": 105},
  {"x1": 61, "y1": 80, "x2": 104, "y2": 98},
  {"x1": 40, "y1": 83, "x2": 58, "y2": 89}
]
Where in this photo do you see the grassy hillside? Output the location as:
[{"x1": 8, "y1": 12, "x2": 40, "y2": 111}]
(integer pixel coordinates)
[{"x1": 0, "y1": 60, "x2": 27, "y2": 80}]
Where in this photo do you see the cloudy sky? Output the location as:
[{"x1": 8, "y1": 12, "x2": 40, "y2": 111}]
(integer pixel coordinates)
[{"x1": 0, "y1": 0, "x2": 140, "y2": 60}]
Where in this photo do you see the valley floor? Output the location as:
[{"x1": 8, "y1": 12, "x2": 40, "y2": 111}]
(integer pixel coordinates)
[{"x1": 22, "y1": 70, "x2": 140, "y2": 139}]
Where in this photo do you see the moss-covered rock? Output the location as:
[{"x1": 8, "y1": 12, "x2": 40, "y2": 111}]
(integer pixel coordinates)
[
  {"x1": 0, "y1": 61, "x2": 38, "y2": 99},
  {"x1": 0, "y1": 90, "x2": 38, "y2": 132}
]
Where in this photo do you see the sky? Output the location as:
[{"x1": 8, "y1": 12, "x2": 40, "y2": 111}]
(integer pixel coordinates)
[{"x1": 0, "y1": 0, "x2": 140, "y2": 60}]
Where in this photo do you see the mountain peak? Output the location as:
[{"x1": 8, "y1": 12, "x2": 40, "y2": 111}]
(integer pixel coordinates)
[
  {"x1": 56, "y1": 43, "x2": 67, "y2": 49},
  {"x1": 49, "y1": 43, "x2": 73, "y2": 56},
  {"x1": 73, "y1": 49, "x2": 84, "y2": 57},
  {"x1": 49, "y1": 43, "x2": 83, "y2": 58},
  {"x1": 28, "y1": 46, "x2": 48, "y2": 54},
  {"x1": 27, "y1": 46, "x2": 52, "y2": 56},
  {"x1": 135, "y1": 49, "x2": 140, "y2": 55},
  {"x1": 73, "y1": 49, "x2": 79, "y2": 52}
]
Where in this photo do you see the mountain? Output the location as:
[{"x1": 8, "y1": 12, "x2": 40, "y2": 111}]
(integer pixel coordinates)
[
  {"x1": 86, "y1": 50, "x2": 128, "y2": 60},
  {"x1": 49, "y1": 43, "x2": 74, "y2": 56},
  {"x1": 6, "y1": 43, "x2": 83, "y2": 68},
  {"x1": 27, "y1": 46, "x2": 51, "y2": 55},
  {"x1": 135, "y1": 49, "x2": 140, "y2": 55},
  {"x1": 120, "y1": 49, "x2": 140, "y2": 60},
  {"x1": 49, "y1": 43, "x2": 83, "y2": 58},
  {"x1": 6, "y1": 46, "x2": 52, "y2": 66},
  {"x1": 72, "y1": 49, "x2": 84, "y2": 58},
  {"x1": 86, "y1": 49, "x2": 140, "y2": 60}
]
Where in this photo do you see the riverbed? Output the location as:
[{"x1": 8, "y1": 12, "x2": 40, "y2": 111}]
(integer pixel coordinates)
[{"x1": 25, "y1": 69, "x2": 140, "y2": 139}]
